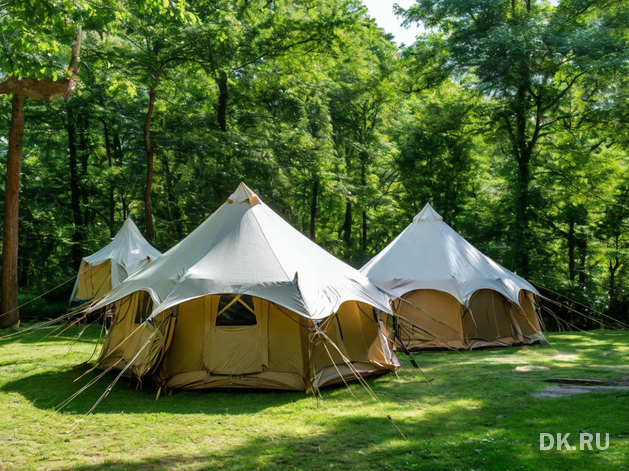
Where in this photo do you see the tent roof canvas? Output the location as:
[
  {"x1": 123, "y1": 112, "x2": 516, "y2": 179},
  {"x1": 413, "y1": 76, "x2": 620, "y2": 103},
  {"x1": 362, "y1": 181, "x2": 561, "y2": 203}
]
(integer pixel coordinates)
[
  {"x1": 92, "y1": 183, "x2": 390, "y2": 320},
  {"x1": 71, "y1": 218, "x2": 162, "y2": 301},
  {"x1": 360, "y1": 203, "x2": 538, "y2": 307}
]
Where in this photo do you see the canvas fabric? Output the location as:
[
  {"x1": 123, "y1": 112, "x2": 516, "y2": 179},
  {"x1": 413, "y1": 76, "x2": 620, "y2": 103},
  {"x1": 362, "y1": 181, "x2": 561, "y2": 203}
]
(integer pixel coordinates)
[
  {"x1": 71, "y1": 219, "x2": 161, "y2": 302},
  {"x1": 93, "y1": 183, "x2": 398, "y2": 391},
  {"x1": 361, "y1": 203, "x2": 547, "y2": 350}
]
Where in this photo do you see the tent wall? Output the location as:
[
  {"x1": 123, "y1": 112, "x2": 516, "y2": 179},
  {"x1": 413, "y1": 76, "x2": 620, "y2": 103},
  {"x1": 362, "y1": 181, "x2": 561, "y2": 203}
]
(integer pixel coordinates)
[
  {"x1": 310, "y1": 301, "x2": 396, "y2": 389},
  {"x1": 97, "y1": 291, "x2": 158, "y2": 375},
  {"x1": 393, "y1": 290, "x2": 466, "y2": 351},
  {"x1": 97, "y1": 294, "x2": 396, "y2": 392},
  {"x1": 389, "y1": 288, "x2": 546, "y2": 350},
  {"x1": 153, "y1": 295, "x2": 310, "y2": 391},
  {"x1": 465, "y1": 289, "x2": 522, "y2": 349},
  {"x1": 75, "y1": 260, "x2": 113, "y2": 301},
  {"x1": 516, "y1": 291, "x2": 547, "y2": 344}
]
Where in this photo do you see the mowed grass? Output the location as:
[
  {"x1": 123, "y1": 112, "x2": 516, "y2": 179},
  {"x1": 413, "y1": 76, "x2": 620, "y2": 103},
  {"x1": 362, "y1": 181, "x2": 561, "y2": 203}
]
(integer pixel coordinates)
[{"x1": 1, "y1": 327, "x2": 628, "y2": 470}]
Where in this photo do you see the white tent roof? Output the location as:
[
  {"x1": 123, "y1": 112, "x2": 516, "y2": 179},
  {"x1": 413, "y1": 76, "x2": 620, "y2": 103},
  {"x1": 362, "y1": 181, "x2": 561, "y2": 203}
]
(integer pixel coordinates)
[
  {"x1": 360, "y1": 203, "x2": 538, "y2": 307},
  {"x1": 71, "y1": 218, "x2": 162, "y2": 301},
  {"x1": 91, "y1": 183, "x2": 391, "y2": 320}
]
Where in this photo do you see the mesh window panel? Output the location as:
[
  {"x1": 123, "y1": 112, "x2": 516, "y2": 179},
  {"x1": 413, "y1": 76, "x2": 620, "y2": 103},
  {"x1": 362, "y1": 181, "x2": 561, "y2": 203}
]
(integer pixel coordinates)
[{"x1": 216, "y1": 295, "x2": 257, "y2": 326}]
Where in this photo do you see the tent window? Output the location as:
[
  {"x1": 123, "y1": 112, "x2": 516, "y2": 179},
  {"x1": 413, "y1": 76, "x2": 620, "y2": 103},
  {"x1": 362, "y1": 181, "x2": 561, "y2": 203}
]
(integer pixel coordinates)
[{"x1": 216, "y1": 295, "x2": 256, "y2": 326}]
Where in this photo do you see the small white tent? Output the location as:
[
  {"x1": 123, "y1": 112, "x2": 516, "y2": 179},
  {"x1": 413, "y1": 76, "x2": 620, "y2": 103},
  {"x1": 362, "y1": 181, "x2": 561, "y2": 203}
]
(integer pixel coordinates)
[
  {"x1": 361, "y1": 203, "x2": 547, "y2": 349},
  {"x1": 89, "y1": 183, "x2": 398, "y2": 392},
  {"x1": 70, "y1": 219, "x2": 161, "y2": 303}
]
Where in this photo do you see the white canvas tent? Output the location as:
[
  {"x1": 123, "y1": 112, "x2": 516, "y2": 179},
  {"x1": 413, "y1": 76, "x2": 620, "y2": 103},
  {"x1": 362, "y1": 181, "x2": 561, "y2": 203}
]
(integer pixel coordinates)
[
  {"x1": 361, "y1": 203, "x2": 547, "y2": 349},
  {"x1": 70, "y1": 218, "x2": 161, "y2": 303},
  {"x1": 89, "y1": 183, "x2": 398, "y2": 392}
]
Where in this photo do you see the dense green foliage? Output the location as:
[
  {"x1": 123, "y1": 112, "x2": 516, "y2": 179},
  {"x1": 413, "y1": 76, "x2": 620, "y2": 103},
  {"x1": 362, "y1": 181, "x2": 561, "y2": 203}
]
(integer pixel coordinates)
[
  {"x1": 1, "y1": 0, "x2": 628, "y2": 324},
  {"x1": 1, "y1": 326, "x2": 628, "y2": 469}
]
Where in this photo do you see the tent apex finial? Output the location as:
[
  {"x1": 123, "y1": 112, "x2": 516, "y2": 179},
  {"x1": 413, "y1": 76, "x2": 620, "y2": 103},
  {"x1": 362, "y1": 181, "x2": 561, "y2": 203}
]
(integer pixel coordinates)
[
  {"x1": 413, "y1": 203, "x2": 443, "y2": 223},
  {"x1": 227, "y1": 182, "x2": 260, "y2": 206}
]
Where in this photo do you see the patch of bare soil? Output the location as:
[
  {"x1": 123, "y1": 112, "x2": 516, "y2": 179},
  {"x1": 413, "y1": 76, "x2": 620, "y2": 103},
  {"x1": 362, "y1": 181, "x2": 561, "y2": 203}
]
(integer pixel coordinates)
[{"x1": 532, "y1": 377, "x2": 629, "y2": 398}]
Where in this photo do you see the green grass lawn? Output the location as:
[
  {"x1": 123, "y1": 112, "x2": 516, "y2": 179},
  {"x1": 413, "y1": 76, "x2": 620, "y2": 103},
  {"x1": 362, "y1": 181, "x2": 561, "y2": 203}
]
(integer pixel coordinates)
[{"x1": 1, "y1": 327, "x2": 628, "y2": 470}]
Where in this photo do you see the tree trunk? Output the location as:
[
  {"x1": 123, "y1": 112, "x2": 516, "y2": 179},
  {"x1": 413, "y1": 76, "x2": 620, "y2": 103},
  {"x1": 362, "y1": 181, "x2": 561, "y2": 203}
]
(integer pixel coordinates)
[
  {"x1": 360, "y1": 152, "x2": 367, "y2": 251},
  {"x1": 162, "y1": 155, "x2": 183, "y2": 239},
  {"x1": 578, "y1": 238, "x2": 587, "y2": 285},
  {"x1": 0, "y1": 94, "x2": 25, "y2": 328},
  {"x1": 144, "y1": 61, "x2": 173, "y2": 240},
  {"x1": 568, "y1": 218, "x2": 575, "y2": 281},
  {"x1": 362, "y1": 210, "x2": 367, "y2": 250},
  {"x1": 113, "y1": 133, "x2": 123, "y2": 165},
  {"x1": 78, "y1": 115, "x2": 90, "y2": 227},
  {"x1": 217, "y1": 71, "x2": 228, "y2": 132},
  {"x1": 342, "y1": 200, "x2": 352, "y2": 248},
  {"x1": 310, "y1": 178, "x2": 319, "y2": 241},
  {"x1": 513, "y1": 158, "x2": 530, "y2": 276},
  {"x1": 609, "y1": 257, "x2": 620, "y2": 313},
  {"x1": 67, "y1": 105, "x2": 83, "y2": 269},
  {"x1": 102, "y1": 120, "x2": 115, "y2": 237}
]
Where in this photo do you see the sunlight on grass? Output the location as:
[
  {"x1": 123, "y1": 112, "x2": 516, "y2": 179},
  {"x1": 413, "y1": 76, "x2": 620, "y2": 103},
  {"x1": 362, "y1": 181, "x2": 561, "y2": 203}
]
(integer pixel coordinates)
[{"x1": 0, "y1": 327, "x2": 628, "y2": 470}]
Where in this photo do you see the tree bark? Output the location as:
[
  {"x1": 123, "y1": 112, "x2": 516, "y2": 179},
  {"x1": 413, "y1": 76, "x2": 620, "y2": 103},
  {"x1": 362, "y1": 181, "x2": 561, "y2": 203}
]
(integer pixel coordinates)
[
  {"x1": 217, "y1": 71, "x2": 228, "y2": 132},
  {"x1": 67, "y1": 105, "x2": 83, "y2": 269},
  {"x1": 162, "y1": 154, "x2": 183, "y2": 239},
  {"x1": 102, "y1": 120, "x2": 115, "y2": 237},
  {"x1": 0, "y1": 94, "x2": 25, "y2": 328},
  {"x1": 342, "y1": 200, "x2": 352, "y2": 248},
  {"x1": 78, "y1": 114, "x2": 90, "y2": 227},
  {"x1": 144, "y1": 60, "x2": 176, "y2": 240},
  {"x1": 578, "y1": 238, "x2": 587, "y2": 285},
  {"x1": 310, "y1": 178, "x2": 319, "y2": 241},
  {"x1": 0, "y1": 27, "x2": 82, "y2": 328},
  {"x1": 362, "y1": 210, "x2": 367, "y2": 250},
  {"x1": 513, "y1": 158, "x2": 530, "y2": 276},
  {"x1": 568, "y1": 218, "x2": 576, "y2": 281},
  {"x1": 113, "y1": 133, "x2": 123, "y2": 165},
  {"x1": 609, "y1": 256, "x2": 620, "y2": 313}
]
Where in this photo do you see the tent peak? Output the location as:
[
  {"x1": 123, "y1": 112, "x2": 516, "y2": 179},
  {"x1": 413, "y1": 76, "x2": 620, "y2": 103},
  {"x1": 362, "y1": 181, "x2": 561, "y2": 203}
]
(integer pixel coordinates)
[
  {"x1": 227, "y1": 182, "x2": 260, "y2": 206},
  {"x1": 412, "y1": 203, "x2": 443, "y2": 223}
]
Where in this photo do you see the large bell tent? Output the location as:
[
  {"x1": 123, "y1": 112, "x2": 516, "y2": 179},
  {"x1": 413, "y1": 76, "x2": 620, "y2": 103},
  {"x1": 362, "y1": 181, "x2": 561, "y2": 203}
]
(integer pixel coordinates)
[
  {"x1": 70, "y1": 218, "x2": 161, "y2": 304},
  {"x1": 361, "y1": 203, "x2": 547, "y2": 350},
  {"x1": 88, "y1": 183, "x2": 399, "y2": 392}
]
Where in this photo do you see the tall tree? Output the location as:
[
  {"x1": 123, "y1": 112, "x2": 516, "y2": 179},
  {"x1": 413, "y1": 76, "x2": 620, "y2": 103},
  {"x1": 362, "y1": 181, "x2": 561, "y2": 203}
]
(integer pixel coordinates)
[
  {"x1": 0, "y1": 0, "x2": 183, "y2": 328},
  {"x1": 401, "y1": 0, "x2": 629, "y2": 276},
  {"x1": 0, "y1": 0, "x2": 83, "y2": 328}
]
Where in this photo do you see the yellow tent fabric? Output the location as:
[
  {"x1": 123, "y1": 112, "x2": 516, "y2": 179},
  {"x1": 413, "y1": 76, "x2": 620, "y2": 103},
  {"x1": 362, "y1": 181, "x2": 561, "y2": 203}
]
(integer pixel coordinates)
[
  {"x1": 362, "y1": 204, "x2": 547, "y2": 350},
  {"x1": 92, "y1": 183, "x2": 399, "y2": 392},
  {"x1": 71, "y1": 219, "x2": 161, "y2": 303}
]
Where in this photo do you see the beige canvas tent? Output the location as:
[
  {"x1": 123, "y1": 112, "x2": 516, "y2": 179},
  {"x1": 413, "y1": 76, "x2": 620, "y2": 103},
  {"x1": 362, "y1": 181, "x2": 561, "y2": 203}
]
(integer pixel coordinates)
[
  {"x1": 361, "y1": 204, "x2": 547, "y2": 350},
  {"x1": 70, "y1": 218, "x2": 161, "y2": 303},
  {"x1": 88, "y1": 183, "x2": 398, "y2": 392}
]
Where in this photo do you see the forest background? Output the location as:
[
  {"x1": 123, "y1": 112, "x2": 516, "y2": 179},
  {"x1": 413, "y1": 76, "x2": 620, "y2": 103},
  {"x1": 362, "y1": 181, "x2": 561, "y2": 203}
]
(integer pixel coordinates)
[{"x1": 1, "y1": 0, "x2": 628, "y2": 328}]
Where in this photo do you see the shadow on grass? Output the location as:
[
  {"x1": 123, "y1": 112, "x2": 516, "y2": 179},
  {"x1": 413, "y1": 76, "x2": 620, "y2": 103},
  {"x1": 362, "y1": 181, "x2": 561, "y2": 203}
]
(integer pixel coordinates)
[
  {"x1": 0, "y1": 364, "x2": 313, "y2": 415},
  {"x1": 2, "y1": 330, "x2": 629, "y2": 470},
  {"x1": 51, "y1": 412, "x2": 621, "y2": 471},
  {"x1": 2, "y1": 329, "x2": 628, "y2": 417}
]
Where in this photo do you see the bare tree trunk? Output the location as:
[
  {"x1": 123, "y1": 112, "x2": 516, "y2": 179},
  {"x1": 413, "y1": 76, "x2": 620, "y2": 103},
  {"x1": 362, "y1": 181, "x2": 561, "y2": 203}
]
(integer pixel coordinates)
[
  {"x1": 342, "y1": 200, "x2": 352, "y2": 248},
  {"x1": 609, "y1": 256, "x2": 620, "y2": 313},
  {"x1": 78, "y1": 114, "x2": 90, "y2": 227},
  {"x1": 144, "y1": 60, "x2": 176, "y2": 240},
  {"x1": 67, "y1": 105, "x2": 83, "y2": 269},
  {"x1": 578, "y1": 238, "x2": 587, "y2": 285},
  {"x1": 162, "y1": 154, "x2": 183, "y2": 239},
  {"x1": 310, "y1": 178, "x2": 319, "y2": 241},
  {"x1": 102, "y1": 120, "x2": 115, "y2": 237},
  {"x1": 0, "y1": 94, "x2": 25, "y2": 328},
  {"x1": 217, "y1": 71, "x2": 228, "y2": 132},
  {"x1": 362, "y1": 210, "x2": 367, "y2": 250},
  {"x1": 0, "y1": 27, "x2": 82, "y2": 329},
  {"x1": 568, "y1": 218, "x2": 576, "y2": 281}
]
